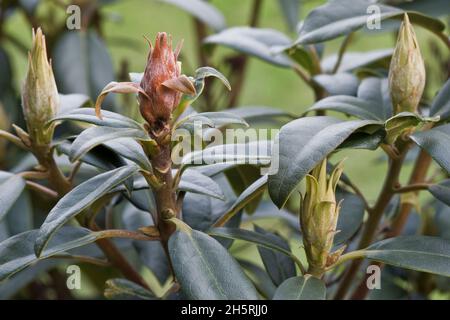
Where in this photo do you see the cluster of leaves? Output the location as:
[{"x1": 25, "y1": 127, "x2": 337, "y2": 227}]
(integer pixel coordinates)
[{"x1": 0, "y1": 0, "x2": 449, "y2": 300}]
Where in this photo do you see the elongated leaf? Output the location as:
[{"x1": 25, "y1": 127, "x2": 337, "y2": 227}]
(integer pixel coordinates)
[
  {"x1": 160, "y1": 0, "x2": 226, "y2": 32},
  {"x1": 238, "y1": 259, "x2": 276, "y2": 299},
  {"x1": 209, "y1": 227, "x2": 295, "y2": 261},
  {"x1": 430, "y1": 78, "x2": 450, "y2": 121},
  {"x1": 357, "y1": 77, "x2": 392, "y2": 120},
  {"x1": 278, "y1": 0, "x2": 300, "y2": 31},
  {"x1": 0, "y1": 174, "x2": 26, "y2": 222},
  {"x1": 176, "y1": 111, "x2": 248, "y2": 130},
  {"x1": 254, "y1": 225, "x2": 296, "y2": 286},
  {"x1": 178, "y1": 169, "x2": 224, "y2": 200},
  {"x1": 0, "y1": 227, "x2": 101, "y2": 282},
  {"x1": 308, "y1": 96, "x2": 383, "y2": 121},
  {"x1": 362, "y1": 236, "x2": 450, "y2": 277},
  {"x1": 214, "y1": 175, "x2": 268, "y2": 227},
  {"x1": 334, "y1": 189, "x2": 365, "y2": 245},
  {"x1": 169, "y1": 229, "x2": 258, "y2": 299},
  {"x1": 35, "y1": 165, "x2": 140, "y2": 256},
  {"x1": 273, "y1": 276, "x2": 326, "y2": 300},
  {"x1": 410, "y1": 124, "x2": 450, "y2": 174},
  {"x1": 227, "y1": 106, "x2": 294, "y2": 122},
  {"x1": 204, "y1": 27, "x2": 293, "y2": 67},
  {"x1": 53, "y1": 31, "x2": 115, "y2": 104},
  {"x1": 429, "y1": 180, "x2": 450, "y2": 207},
  {"x1": 59, "y1": 93, "x2": 90, "y2": 113},
  {"x1": 313, "y1": 73, "x2": 359, "y2": 96},
  {"x1": 181, "y1": 141, "x2": 272, "y2": 168},
  {"x1": 69, "y1": 126, "x2": 150, "y2": 162},
  {"x1": 294, "y1": 0, "x2": 445, "y2": 45},
  {"x1": 103, "y1": 138, "x2": 152, "y2": 172},
  {"x1": 105, "y1": 278, "x2": 155, "y2": 300},
  {"x1": 51, "y1": 108, "x2": 142, "y2": 129},
  {"x1": 268, "y1": 116, "x2": 380, "y2": 208},
  {"x1": 321, "y1": 49, "x2": 393, "y2": 73},
  {"x1": 122, "y1": 204, "x2": 169, "y2": 283}
]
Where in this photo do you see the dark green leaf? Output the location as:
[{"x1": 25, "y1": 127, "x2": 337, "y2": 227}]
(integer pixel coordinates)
[
  {"x1": 69, "y1": 126, "x2": 150, "y2": 163},
  {"x1": 178, "y1": 169, "x2": 225, "y2": 200},
  {"x1": 0, "y1": 174, "x2": 26, "y2": 222},
  {"x1": 51, "y1": 108, "x2": 142, "y2": 129},
  {"x1": 204, "y1": 27, "x2": 293, "y2": 67},
  {"x1": 294, "y1": 0, "x2": 445, "y2": 45},
  {"x1": 105, "y1": 278, "x2": 155, "y2": 300},
  {"x1": 308, "y1": 96, "x2": 382, "y2": 121},
  {"x1": 277, "y1": 0, "x2": 300, "y2": 31},
  {"x1": 169, "y1": 229, "x2": 258, "y2": 299},
  {"x1": 161, "y1": 0, "x2": 226, "y2": 32},
  {"x1": 410, "y1": 124, "x2": 450, "y2": 174},
  {"x1": 238, "y1": 259, "x2": 276, "y2": 299},
  {"x1": 59, "y1": 93, "x2": 90, "y2": 114},
  {"x1": 103, "y1": 138, "x2": 152, "y2": 172},
  {"x1": 430, "y1": 78, "x2": 450, "y2": 121},
  {"x1": 273, "y1": 276, "x2": 326, "y2": 300},
  {"x1": 268, "y1": 116, "x2": 380, "y2": 208},
  {"x1": 254, "y1": 225, "x2": 296, "y2": 286},
  {"x1": 363, "y1": 236, "x2": 450, "y2": 277},
  {"x1": 429, "y1": 180, "x2": 450, "y2": 207},
  {"x1": 53, "y1": 31, "x2": 115, "y2": 104},
  {"x1": 0, "y1": 227, "x2": 101, "y2": 282},
  {"x1": 385, "y1": 112, "x2": 440, "y2": 145},
  {"x1": 313, "y1": 73, "x2": 359, "y2": 96},
  {"x1": 321, "y1": 49, "x2": 393, "y2": 73},
  {"x1": 334, "y1": 189, "x2": 365, "y2": 245},
  {"x1": 34, "y1": 165, "x2": 139, "y2": 256}
]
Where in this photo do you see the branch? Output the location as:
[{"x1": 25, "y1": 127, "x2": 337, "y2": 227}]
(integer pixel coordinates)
[
  {"x1": 0, "y1": 129, "x2": 28, "y2": 150},
  {"x1": 393, "y1": 182, "x2": 431, "y2": 194},
  {"x1": 332, "y1": 33, "x2": 354, "y2": 74},
  {"x1": 25, "y1": 181, "x2": 58, "y2": 199}
]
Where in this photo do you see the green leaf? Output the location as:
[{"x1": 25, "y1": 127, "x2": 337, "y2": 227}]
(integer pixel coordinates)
[
  {"x1": 168, "y1": 229, "x2": 258, "y2": 299},
  {"x1": 356, "y1": 77, "x2": 392, "y2": 119},
  {"x1": 430, "y1": 78, "x2": 450, "y2": 121},
  {"x1": 176, "y1": 111, "x2": 248, "y2": 130},
  {"x1": 69, "y1": 126, "x2": 150, "y2": 163},
  {"x1": 308, "y1": 96, "x2": 382, "y2": 121},
  {"x1": 214, "y1": 175, "x2": 268, "y2": 227},
  {"x1": 160, "y1": 0, "x2": 226, "y2": 32},
  {"x1": 238, "y1": 259, "x2": 276, "y2": 299},
  {"x1": 195, "y1": 67, "x2": 231, "y2": 91},
  {"x1": 34, "y1": 165, "x2": 140, "y2": 257},
  {"x1": 278, "y1": 0, "x2": 300, "y2": 31},
  {"x1": 204, "y1": 27, "x2": 293, "y2": 67},
  {"x1": 362, "y1": 236, "x2": 450, "y2": 277},
  {"x1": 227, "y1": 106, "x2": 295, "y2": 122},
  {"x1": 313, "y1": 73, "x2": 359, "y2": 97},
  {"x1": 429, "y1": 180, "x2": 450, "y2": 207},
  {"x1": 0, "y1": 174, "x2": 26, "y2": 222},
  {"x1": 178, "y1": 169, "x2": 225, "y2": 200},
  {"x1": 334, "y1": 189, "x2": 365, "y2": 246},
  {"x1": 53, "y1": 31, "x2": 115, "y2": 104},
  {"x1": 51, "y1": 108, "x2": 142, "y2": 129},
  {"x1": 321, "y1": 49, "x2": 393, "y2": 73},
  {"x1": 268, "y1": 116, "x2": 380, "y2": 208},
  {"x1": 209, "y1": 227, "x2": 296, "y2": 262},
  {"x1": 181, "y1": 141, "x2": 272, "y2": 168},
  {"x1": 410, "y1": 124, "x2": 450, "y2": 174},
  {"x1": 385, "y1": 112, "x2": 440, "y2": 145},
  {"x1": 294, "y1": 0, "x2": 445, "y2": 45},
  {"x1": 103, "y1": 138, "x2": 152, "y2": 172},
  {"x1": 59, "y1": 93, "x2": 90, "y2": 113},
  {"x1": 0, "y1": 227, "x2": 101, "y2": 282},
  {"x1": 254, "y1": 225, "x2": 296, "y2": 286},
  {"x1": 273, "y1": 276, "x2": 326, "y2": 300},
  {"x1": 104, "y1": 278, "x2": 155, "y2": 300}
]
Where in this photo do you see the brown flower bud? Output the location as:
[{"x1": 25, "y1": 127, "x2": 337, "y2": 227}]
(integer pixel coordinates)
[
  {"x1": 388, "y1": 13, "x2": 426, "y2": 115},
  {"x1": 139, "y1": 32, "x2": 195, "y2": 130},
  {"x1": 22, "y1": 28, "x2": 59, "y2": 146}
]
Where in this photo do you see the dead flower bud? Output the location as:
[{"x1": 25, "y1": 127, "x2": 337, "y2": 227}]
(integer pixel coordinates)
[
  {"x1": 388, "y1": 13, "x2": 426, "y2": 115},
  {"x1": 95, "y1": 32, "x2": 195, "y2": 134}
]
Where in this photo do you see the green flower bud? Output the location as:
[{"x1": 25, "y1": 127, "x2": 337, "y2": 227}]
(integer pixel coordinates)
[
  {"x1": 388, "y1": 13, "x2": 426, "y2": 115},
  {"x1": 300, "y1": 158, "x2": 344, "y2": 277},
  {"x1": 22, "y1": 28, "x2": 59, "y2": 146}
]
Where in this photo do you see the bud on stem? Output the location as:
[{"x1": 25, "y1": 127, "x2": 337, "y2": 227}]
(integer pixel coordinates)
[
  {"x1": 388, "y1": 13, "x2": 426, "y2": 115},
  {"x1": 22, "y1": 28, "x2": 59, "y2": 147},
  {"x1": 300, "y1": 158, "x2": 345, "y2": 278}
]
